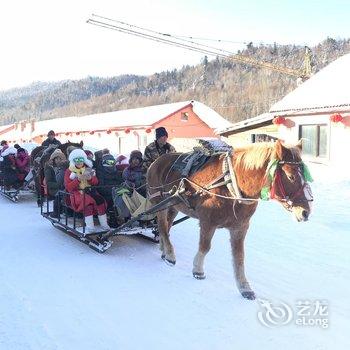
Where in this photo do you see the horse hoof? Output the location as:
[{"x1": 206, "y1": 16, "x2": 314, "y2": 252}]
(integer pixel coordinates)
[
  {"x1": 162, "y1": 255, "x2": 176, "y2": 266},
  {"x1": 241, "y1": 290, "x2": 256, "y2": 300},
  {"x1": 193, "y1": 272, "x2": 206, "y2": 280}
]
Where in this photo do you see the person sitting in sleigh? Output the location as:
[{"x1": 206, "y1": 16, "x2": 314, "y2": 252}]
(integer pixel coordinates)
[{"x1": 64, "y1": 149, "x2": 110, "y2": 233}]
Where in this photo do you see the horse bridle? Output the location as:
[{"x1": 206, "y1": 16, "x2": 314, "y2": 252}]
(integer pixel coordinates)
[{"x1": 271, "y1": 160, "x2": 313, "y2": 210}]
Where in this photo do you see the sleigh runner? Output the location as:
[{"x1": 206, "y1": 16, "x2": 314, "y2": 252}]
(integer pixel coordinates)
[
  {"x1": 40, "y1": 182, "x2": 192, "y2": 253},
  {"x1": 41, "y1": 185, "x2": 154, "y2": 252},
  {"x1": 0, "y1": 172, "x2": 36, "y2": 202}
]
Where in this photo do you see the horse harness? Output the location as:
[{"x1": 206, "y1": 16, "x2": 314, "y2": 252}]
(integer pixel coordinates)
[
  {"x1": 148, "y1": 147, "x2": 256, "y2": 209},
  {"x1": 148, "y1": 152, "x2": 313, "y2": 215},
  {"x1": 270, "y1": 160, "x2": 313, "y2": 211}
]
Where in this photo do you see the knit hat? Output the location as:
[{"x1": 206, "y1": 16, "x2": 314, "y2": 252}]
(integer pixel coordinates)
[
  {"x1": 129, "y1": 150, "x2": 143, "y2": 162},
  {"x1": 17, "y1": 147, "x2": 27, "y2": 154},
  {"x1": 48, "y1": 130, "x2": 55, "y2": 137},
  {"x1": 49, "y1": 149, "x2": 66, "y2": 163},
  {"x1": 68, "y1": 148, "x2": 93, "y2": 168},
  {"x1": 102, "y1": 154, "x2": 116, "y2": 167},
  {"x1": 116, "y1": 155, "x2": 127, "y2": 163},
  {"x1": 155, "y1": 127, "x2": 168, "y2": 140}
]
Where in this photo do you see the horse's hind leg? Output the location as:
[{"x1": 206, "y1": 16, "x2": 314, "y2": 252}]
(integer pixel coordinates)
[
  {"x1": 229, "y1": 226, "x2": 255, "y2": 300},
  {"x1": 167, "y1": 206, "x2": 178, "y2": 228},
  {"x1": 192, "y1": 222, "x2": 216, "y2": 279},
  {"x1": 157, "y1": 209, "x2": 176, "y2": 265}
]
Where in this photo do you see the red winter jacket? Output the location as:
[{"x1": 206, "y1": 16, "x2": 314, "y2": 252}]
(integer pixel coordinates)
[{"x1": 64, "y1": 168, "x2": 106, "y2": 216}]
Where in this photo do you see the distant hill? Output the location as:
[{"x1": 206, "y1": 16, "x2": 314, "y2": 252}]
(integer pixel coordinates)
[{"x1": 0, "y1": 37, "x2": 349, "y2": 126}]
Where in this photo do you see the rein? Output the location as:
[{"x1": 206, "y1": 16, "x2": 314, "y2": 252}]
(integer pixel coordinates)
[{"x1": 148, "y1": 152, "x2": 259, "y2": 204}]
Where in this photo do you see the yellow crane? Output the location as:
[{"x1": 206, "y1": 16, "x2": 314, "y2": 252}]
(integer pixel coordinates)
[{"x1": 227, "y1": 46, "x2": 312, "y2": 80}]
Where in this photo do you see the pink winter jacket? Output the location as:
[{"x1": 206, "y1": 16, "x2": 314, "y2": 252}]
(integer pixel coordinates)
[{"x1": 15, "y1": 149, "x2": 30, "y2": 172}]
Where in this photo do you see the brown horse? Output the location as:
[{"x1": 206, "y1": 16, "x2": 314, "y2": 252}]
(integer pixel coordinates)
[{"x1": 147, "y1": 140, "x2": 313, "y2": 300}]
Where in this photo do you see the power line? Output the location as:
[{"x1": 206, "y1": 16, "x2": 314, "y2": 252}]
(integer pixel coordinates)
[
  {"x1": 87, "y1": 17, "x2": 236, "y2": 58},
  {"x1": 86, "y1": 15, "x2": 307, "y2": 78},
  {"x1": 91, "y1": 14, "x2": 241, "y2": 56},
  {"x1": 91, "y1": 14, "x2": 278, "y2": 47}
]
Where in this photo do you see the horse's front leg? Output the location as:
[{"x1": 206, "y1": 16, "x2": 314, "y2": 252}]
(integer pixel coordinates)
[
  {"x1": 229, "y1": 226, "x2": 256, "y2": 300},
  {"x1": 192, "y1": 222, "x2": 216, "y2": 279},
  {"x1": 157, "y1": 209, "x2": 176, "y2": 265}
]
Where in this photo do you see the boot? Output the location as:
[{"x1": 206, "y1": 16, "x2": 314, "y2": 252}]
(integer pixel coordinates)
[
  {"x1": 98, "y1": 214, "x2": 110, "y2": 230},
  {"x1": 84, "y1": 215, "x2": 96, "y2": 234},
  {"x1": 49, "y1": 197, "x2": 60, "y2": 218}
]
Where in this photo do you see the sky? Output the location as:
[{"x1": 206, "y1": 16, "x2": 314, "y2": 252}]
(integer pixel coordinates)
[{"x1": 0, "y1": 0, "x2": 349, "y2": 91}]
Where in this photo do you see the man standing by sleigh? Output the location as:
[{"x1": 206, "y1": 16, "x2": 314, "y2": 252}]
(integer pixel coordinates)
[{"x1": 143, "y1": 127, "x2": 175, "y2": 170}]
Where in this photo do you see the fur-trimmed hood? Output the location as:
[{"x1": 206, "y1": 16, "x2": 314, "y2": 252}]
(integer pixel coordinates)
[
  {"x1": 1, "y1": 147, "x2": 17, "y2": 157},
  {"x1": 68, "y1": 148, "x2": 93, "y2": 168},
  {"x1": 129, "y1": 150, "x2": 143, "y2": 162},
  {"x1": 50, "y1": 149, "x2": 66, "y2": 163}
]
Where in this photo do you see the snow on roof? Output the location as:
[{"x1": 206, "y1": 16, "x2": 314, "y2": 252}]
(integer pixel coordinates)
[
  {"x1": 270, "y1": 53, "x2": 350, "y2": 114},
  {"x1": 191, "y1": 101, "x2": 232, "y2": 131},
  {"x1": 217, "y1": 113, "x2": 273, "y2": 135},
  {"x1": 33, "y1": 100, "x2": 231, "y2": 136},
  {"x1": 0, "y1": 124, "x2": 15, "y2": 136}
]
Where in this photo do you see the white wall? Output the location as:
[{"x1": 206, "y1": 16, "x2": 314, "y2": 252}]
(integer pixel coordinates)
[
  {"x1": 59, "y1": 130, "x2": 154, "y2": 156},
  {"x1": 0, "y1": 123, "x2": 158, "y2": 158},
  {"x1": 278, "y1": 113, "x2": 350, "y2": 167},
  {"x1": 329, "y1": 120, "x2": 350, "y2": 167}
]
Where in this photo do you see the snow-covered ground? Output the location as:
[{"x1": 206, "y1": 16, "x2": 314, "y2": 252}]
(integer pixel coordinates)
[{"x1": 0, "y1": 167, "x2": 349, "y2": 350}]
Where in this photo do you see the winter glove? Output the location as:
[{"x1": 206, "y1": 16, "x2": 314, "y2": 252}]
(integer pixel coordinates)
[
  {"x1": 69, "y1": 172, "x2": 77, "y2": 180},
  {"x1": 79, "y1": 173, "x2": 90, "y2": 181},
  {"x1": 78, "y1": 173, "x2": 90, "y2": 181},
  {"x1": 82, "y1": 168, "x2": 94, "y2": 181},
  {"x1": 77, "y1": 173, "x2": 85, "y2": 181}
]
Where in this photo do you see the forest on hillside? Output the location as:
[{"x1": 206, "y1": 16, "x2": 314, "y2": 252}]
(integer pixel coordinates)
[{"x1": 0, "y1": 37, "x2": 349, "y2": 126}]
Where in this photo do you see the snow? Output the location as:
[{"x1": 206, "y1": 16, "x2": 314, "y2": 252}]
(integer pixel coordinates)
[
  {"x1": 270, "y1": 53, "x2": 350, "y2": 113},
  {"x1": 191, "y1": 101, "x2": 232, "y2": 131},
  {"x1": 0, "y1": 166, "x2": 349, "y2": 350},
  {"x1": 217, "y1": 112, "x2": 273, "y2": 135}
]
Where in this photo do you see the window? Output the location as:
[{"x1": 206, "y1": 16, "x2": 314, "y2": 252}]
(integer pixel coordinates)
[
  {"x1": 299, "y1": 124, "x2": 328, "y2": 158},
  {"x1": 251, "y1": 134, "x2": 278, "y2": 143},
  {"x1": 118, "y1": 137, "x2": 124, "y2": 154},
  {"x1": 181, "y1": 112, "x2": 189, "y2": 121},
  {"x1": 143, "y1": 135, "x2": 148, "y2": 147}
]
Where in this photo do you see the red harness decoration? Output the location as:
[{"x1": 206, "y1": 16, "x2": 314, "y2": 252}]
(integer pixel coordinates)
[{"x1": 270, "y1": 168, "x2": 308, "y2": 207}]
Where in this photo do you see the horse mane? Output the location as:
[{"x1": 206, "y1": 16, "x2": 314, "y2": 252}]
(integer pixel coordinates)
[
  {"x1": 234, "y1": 143, "x2": 275, "y2": 170},
  {"x1": 234, "y1": 142, "x2": 301, "y2": 171}
]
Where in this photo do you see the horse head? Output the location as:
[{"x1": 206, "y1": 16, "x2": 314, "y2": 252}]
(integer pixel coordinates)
[
  {"x1": 270, "y1": 140, "x2": 313, "y2": 222},
  {"x1": 59, "y1": 140, "x2": 84, "y2": 157}
]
